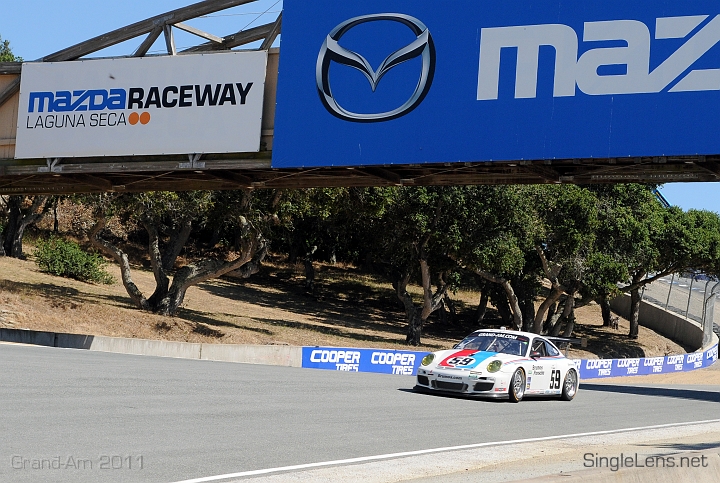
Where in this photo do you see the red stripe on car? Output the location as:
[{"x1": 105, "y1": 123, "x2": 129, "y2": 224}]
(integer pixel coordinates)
[{"x1": 438, "y1": 350, "x2": 478, "y2": 367}]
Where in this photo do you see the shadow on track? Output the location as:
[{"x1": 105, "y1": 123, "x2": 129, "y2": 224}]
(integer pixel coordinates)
[
  {"x1": 639, "y1": 441, "x2": 720, "y2": 452},
  {"x1": 581, "y1": 383, "x2": 720, "y2": 403}
]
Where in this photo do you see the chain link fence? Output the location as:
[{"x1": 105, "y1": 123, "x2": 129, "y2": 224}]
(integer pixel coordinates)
[{"x1": 640, "y1": 273, "x2": 720, "y2": 344}]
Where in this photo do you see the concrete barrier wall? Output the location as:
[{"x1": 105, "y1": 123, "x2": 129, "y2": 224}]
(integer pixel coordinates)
[
  {"x1": 1, "y1": 324, "x2": 714, "y2": 379},
  {"x1": 201, "y1": 344, "x2": 302, "y2": 367},
  {"x1": 0, "y1": 329, "x2": 302, "y2": 367},
  {"x1": 90, "y1": 336, "x2": 202, "y2": 359},
  {"x1": 610, "y1": 294, "x2": 705, "y2": 350},
  {"x1": 0, "y1": 328, "x2": 55, "y2": 347}
]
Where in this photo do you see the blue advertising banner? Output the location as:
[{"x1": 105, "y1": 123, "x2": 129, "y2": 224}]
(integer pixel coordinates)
[
  {"x1": 302, "y1": 347, "x2": 422, "y2": 375},
  {"x1": 577, "y1": 343, "x2": 718, "y2": 379},
  {"x1": 301, "y1": 344, "x2": 719, "y2": 379},
  {"x1": 274, "y1": 1, "x2": 720, "y2": 168}
]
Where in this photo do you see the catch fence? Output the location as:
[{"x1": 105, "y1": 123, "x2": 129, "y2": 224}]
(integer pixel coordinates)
[{"x1": 639, "y1": 273, "x2": 720, "y2": 342}]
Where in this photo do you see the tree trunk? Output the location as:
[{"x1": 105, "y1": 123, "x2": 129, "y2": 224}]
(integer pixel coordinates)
[
  {"x1": 543, "y1": 301, "x2": 558, "y2": 333},
  {"x1": 395, "y1": 273, "x2": 422, "y2": 345},
  {"x1": 501, "y1": 280, "x2": 523, "y2": 331},
  {"x1": 145, "y1": 223, "x2": 171, "y2": 308},
  {"x1": 90, "y1": 216, "x2": 266, "y2": 316},
  {"x1": 2, "y1": 195, "x2": 49, "y2": 259},
  {"x1": 288, "y1": 242, "x2": 299, "y2": 264},
  {"x1": 520, "y1": 297, "x2": 535, "y2": 332},
  {"x1": 2, "y1": 196, "x2": 22, "y2": 257},
  {"x1": 467, "y1": 267, "x2": 522, "y2": 330},
  {"x1": 600, "y1": 295, "x2": 612, "y2": 327},
  {"x1": 629, "y1": 287, "x2": 641, "y2": 339},
  {"x1": 475, "y1": 291, "x2": 489, "y2": 325},
  {"x1": 53, "y1": 197, "x2": 60, "y2": 233},
  {"x1": 534, "y1": 246, "x2": 565, "y2": 334},
  {"x1": 90, "y1": 218, "x2": 151, "y2": 310},
  {"x1": 304, "y1": 246, "x2": 317, "y2": 293},
  {"x1": 551, "y1": 294, "x2": 575, "y2": 336},
  {"x1": 495, "y1": 294, "x2": 513, "y2": 325},
  {"x1": 207, "y1": 225, "x2": 222, "y2": 249},
  {"x1": 533, "y1": 285, "x2": 564, "y2": 334},
  {"x1": 405, "y1": 306, "x2": 424, "y2": 347},
  {"x1": 547, "y1": 312, "x2": 563, "y2": 335},
  {"x1": 161, "y1": 220, "x2": 192, "y2": 271},
  {"x1": 562, "y1": 310, "x2": 576, "y2": 337},
  {"x1": 396, "y1": 258, "x2": 448, "y2": 346}
]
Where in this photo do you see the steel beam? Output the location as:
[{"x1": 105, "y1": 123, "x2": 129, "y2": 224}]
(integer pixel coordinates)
[
  {"x1": 208, "y1": 170, "x2": 254, "y2": 187},
  {"x1": 65, "y1": 174, "x2": 114, "y2": 191},
  {"x1": 0, "y1": 77, "x2": 21, "y2": 110},
  {"x1": 260, "y1": 13, "x2": 282, "y2": 50},
  {"x1": 42, "y1": 0, "x2": 258, "y2": 61},
  {"x1": 164, "y1": 25, "x2": 177, "y2": 55},
  {"x1": 356, "y1": 167, "x2": 402, "y2": 186},
  {"x1": 174, "y1": 22, "x2": 224, "y2": 43},
  {"x1": 133, "y1": 27, "x2": 163, "y2": 57},
  {"x1": 181, "y1": 22, "x2": 276, "y2": 52},
  {"x1": 0, "y1": 62, "x2": 22, "y2": 75}
]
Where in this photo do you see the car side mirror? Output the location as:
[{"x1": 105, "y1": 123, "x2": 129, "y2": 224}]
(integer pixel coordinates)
[{"x1": 530, "y1": 350, "x2": 542, "y2": 359}]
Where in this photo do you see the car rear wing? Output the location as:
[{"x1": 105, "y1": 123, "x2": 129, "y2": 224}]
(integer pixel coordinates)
[{"x1": 547, "y1": 336, "x2": 587, "y2": 356}]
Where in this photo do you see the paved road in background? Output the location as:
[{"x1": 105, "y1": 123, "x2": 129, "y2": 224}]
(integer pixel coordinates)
[
  {"x1": 1, "y1": 344, "x2": 718, "y2": 483},
  {"x1": 643, "y1": 275, "x2": 720, "y2": 332}
]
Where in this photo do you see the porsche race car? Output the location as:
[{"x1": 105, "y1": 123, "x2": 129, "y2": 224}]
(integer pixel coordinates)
[{"x1": 414, "y1": 329, "x2": 580, "y2": 402}]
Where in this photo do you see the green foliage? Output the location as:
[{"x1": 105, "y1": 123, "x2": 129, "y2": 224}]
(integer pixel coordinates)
[
  {"x1": 35, "y1": 237, "x2": 114, "y2": 284},
  {"x1": 0, "y1": 35, "x2": 22, "y2": 62}
]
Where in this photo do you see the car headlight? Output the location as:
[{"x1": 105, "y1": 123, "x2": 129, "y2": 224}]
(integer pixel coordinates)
[
  {"x1": 421, "y1": 354, "x2": 435, "y2": 366},
  {"x1": 487, "y1": 360, "x2": 502, "y2": 373}
]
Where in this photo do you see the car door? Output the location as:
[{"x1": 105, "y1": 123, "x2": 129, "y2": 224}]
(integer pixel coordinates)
[
  {"x1": 528, "y1": 338, "x2": 551, "y2": 393},
  {"x1": 543, "y1": 340, "x2": 563, "y2": 394}
]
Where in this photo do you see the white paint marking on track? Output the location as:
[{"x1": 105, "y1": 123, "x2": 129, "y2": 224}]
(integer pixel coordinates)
[{"x1": 168, "y1": 419, "x2": 720, "y2": 483}]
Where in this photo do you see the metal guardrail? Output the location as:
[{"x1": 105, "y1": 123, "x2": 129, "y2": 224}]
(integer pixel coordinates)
[{"x1": 639, "y1": 274, "x2": 720, "y2": 346}]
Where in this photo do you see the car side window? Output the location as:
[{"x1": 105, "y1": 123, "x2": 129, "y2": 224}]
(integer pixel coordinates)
[
  {"x1": 544, "y1": 341, "x2": 560, "y2": 356},
  {"x1": 531, "y1": 339, "x2": 547, "y2": 357}
]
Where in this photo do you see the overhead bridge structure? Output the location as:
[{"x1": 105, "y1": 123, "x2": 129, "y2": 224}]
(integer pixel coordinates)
[{"x1": 1, "y1": 0, "x2": 720, "y2": 194}]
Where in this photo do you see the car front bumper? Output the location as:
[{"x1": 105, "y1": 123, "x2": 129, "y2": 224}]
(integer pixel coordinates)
[{"x1": 414, "y1": 368, "x2": 512, "y2": 398}]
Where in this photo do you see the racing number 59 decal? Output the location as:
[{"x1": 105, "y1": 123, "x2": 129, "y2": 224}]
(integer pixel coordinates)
[
  {"x1": 549, "y1": 370, "x2": 561, "y2": 389},
  {"x1": 446, "y1": 357, "x2": 475, "y2": 366}
]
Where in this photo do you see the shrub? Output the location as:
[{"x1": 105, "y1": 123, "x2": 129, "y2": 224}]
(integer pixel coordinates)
[{"x1": 34, "y1": 237, "x2": 114, "y2": 284}]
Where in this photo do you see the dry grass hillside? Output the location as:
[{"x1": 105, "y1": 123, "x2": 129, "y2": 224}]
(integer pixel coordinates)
[{"x1": 0, "y1": 244, "x2": 688, "y2": 359}]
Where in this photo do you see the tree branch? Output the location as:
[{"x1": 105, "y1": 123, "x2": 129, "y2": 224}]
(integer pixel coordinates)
[
  {"x1": 89, "y1": 217, "x2": 149, "y2": 310},
  {"x1": 535, "y1": 245, "x2": 562, "y2": 282},
  {"x1": 461, "y1": 265, "x2": 522, "y2": 330}
]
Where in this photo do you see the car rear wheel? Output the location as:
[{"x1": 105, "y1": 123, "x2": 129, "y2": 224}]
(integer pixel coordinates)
[
  {"x1": 509, "y1": 368, "x2": 525, "y2": 403},
  {"x1": 561, "y1": 369, "x2": 578, "y2": 401}
]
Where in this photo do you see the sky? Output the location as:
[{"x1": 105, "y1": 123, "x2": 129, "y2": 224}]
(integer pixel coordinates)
[
  {"x1": 0, "y1": 0, "x2": 283, "y2": 60},
  {"x1": 1, "y1": 0, "x2": 720, "y2": 213}
]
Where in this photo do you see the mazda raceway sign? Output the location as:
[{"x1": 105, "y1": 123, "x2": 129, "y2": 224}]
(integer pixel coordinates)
[
  {"x1": 15, "y1": 51, "x2": 267, "y2": 159},
  {"x1": 272, "y1": 0, "x2": 720, "y2": 168}
]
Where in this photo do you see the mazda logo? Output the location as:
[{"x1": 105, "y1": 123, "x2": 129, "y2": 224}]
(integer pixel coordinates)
[{"x1": 316, "y1": 14, "x2": 436, "y2": 123}]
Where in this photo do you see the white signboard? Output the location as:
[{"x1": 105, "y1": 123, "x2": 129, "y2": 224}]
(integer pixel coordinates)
[{"x1": 15, "y1": 51, "x2": 267, "y2": 159}]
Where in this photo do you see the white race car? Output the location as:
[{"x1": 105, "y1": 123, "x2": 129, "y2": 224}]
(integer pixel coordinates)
[{"x1": 414, "y1": 329, "x2": 580, "y2": 402}]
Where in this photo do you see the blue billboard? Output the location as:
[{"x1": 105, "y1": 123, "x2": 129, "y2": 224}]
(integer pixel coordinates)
[{"x1": 273, "y1": 1, "x2": 720, "y2": 168}]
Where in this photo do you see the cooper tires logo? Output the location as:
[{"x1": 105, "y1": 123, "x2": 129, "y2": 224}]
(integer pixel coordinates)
[{"x1": 316, "y1": 13, "x2": 436, "y2": 123}]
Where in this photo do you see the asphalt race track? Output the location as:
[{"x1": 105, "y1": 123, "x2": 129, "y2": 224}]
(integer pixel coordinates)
[{"x1": 1, "y1": 344, "x2": 719, "y2": 483}]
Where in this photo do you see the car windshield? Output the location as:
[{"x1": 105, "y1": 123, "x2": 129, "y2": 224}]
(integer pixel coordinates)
[{"x1": 455, "y1": 332, "x2": 529, "y2": 356}]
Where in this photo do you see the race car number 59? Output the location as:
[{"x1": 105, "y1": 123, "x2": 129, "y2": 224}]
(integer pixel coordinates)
[{"x1": 447, "y1": 357, "x2": 475, "y2": 366}]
